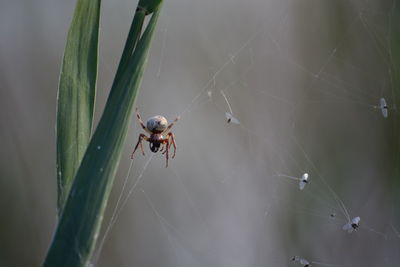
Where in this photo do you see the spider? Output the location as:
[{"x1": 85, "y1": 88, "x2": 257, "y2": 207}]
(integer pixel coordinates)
[{"x1": 131, "y1": 108, "x2": 179, "y2": 167}]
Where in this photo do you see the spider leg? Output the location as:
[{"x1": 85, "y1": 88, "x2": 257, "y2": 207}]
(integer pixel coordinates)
[
  {"x1": 163, "y1": 115, "x2": 180, "y2": 134},
  {"x1": 161, "y1": 136, "x2": 171, "y2": 154},
  {"x1": 167, "y1": 132, "x2": 177, "y2": 158},
  {"x1": 136, "y1": 108, "x2": 152, "y2": 134},
  {"x1": 162, "y1": 135, "x2": 170, "y2": 154},
  {"x1": 131, "y1": 133, "x2": 149, "y2": 159},
  {"x1": 160, "y1": 142, "x2": 165, "y2": 153},
  {"x1": 164, "y1": 138, "x2": 170, "y2": 167}
]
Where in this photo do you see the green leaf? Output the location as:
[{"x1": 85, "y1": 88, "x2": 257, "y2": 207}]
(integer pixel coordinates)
[
  {"x1": 56, "y1": 0, "x2": 101, "y2": 215},
  {"x1": 43, "y1": 3, "x2": 163, "y2": 267},
  {"x1": 113, "y1": 9, "x2": 146, "y2": 86},
  {"x1": 138, "y1": 0, "x2": 163, "y2": 14}
]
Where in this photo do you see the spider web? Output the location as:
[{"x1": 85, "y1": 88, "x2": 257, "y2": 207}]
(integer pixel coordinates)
[{"x1": 93, "y1": 0, "x2": 400, "y2": 266}]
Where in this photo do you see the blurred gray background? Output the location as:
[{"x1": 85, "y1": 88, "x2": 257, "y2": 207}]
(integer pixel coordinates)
[{"x1": 1, "y1": 0, "x2": 400, "y2": 266}]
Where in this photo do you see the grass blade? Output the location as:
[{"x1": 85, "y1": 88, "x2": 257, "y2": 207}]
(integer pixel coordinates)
[
  {"x1": 56, "y1": 0, "x2": 101, "y2": 215},
  {"x1": 43, "y1": 2, "x2": 163, "y2": 266},
  {"x1": 113, "y1": 9, "x2": 145, "y2": 85}
]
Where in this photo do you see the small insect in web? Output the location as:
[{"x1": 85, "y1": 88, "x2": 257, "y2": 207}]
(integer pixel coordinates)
[
  {"x1": 342, "y1": 216, "x2": 360, "y2": 233},
  {"x1": 131, "y1": 108, "x2": 180, "y2": 167},
  {"x1": 299, "y1": 173, "x2": 309, "y2": 190},
  {"x1": 275, "y1": 173, "x2": 309, "y2": 190},
  {"x1": 220, "y1": 90, "x2": 240, "y2": 124},
  {"x1": 292, "y1": 256, "x2": 311, "y2": 267},
  {"x1": 379, "y1": 97, "x2": 388, "y2": 118},
  {"x1": 225, "y1": 112, "x2": 240, "y2": 124}
]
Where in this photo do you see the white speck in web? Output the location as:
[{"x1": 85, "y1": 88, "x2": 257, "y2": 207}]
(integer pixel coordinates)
[
  {"x1": 58, "y1": 171, "x2": 62, "y2": 176},
  {"x1": 229, "y1": 53, "x2": 236, "y2": 64},
  {"x1": 264, "y1": 204, "x2": 271, "y2": 218},
  {"x1": 97, "y1": 145, "x2": 101, "y2": 150},
  {"x1": 100, "y1": 168, "x2": 104, "y2": 172}
]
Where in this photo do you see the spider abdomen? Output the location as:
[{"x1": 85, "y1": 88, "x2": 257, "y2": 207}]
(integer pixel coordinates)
[{"x1": 147, "y1": 116, "x2": 168, "y2": 133}]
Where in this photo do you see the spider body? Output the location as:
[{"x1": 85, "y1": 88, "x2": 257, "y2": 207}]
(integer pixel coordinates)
[
  {"x1": 131, "y1": 109, "x2": 179, "y2": 167},
  {"x1": 148, "y1": 133, "x2": 164, "y2": 152}
]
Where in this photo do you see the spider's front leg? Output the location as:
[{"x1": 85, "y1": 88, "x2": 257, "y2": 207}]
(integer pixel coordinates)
[
  {"x1": 163, "y1": 115, "x2": 180, "y2": 134},
  {"x1": 131, "y1": 133, "x2": 149, "y2": 159}
]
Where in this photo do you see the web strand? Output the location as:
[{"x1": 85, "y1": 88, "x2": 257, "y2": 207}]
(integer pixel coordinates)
[{"x1": 92, "y1": 155, "x2": 154, "y2": 265}]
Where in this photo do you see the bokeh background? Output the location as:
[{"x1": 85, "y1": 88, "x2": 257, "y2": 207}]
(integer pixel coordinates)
[{"x1": 1, "y1": 0, "x2": 400, "y2": 266}]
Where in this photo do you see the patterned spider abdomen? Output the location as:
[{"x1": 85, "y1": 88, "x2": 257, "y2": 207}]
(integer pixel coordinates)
[{"x1": 146, "y1": 115, "x2": 168, "y2": 133}]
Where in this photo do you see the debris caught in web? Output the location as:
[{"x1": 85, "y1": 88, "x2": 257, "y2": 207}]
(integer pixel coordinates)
[{"x1": 292, "y1": 256, "x2": 311, "y2": 267}]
